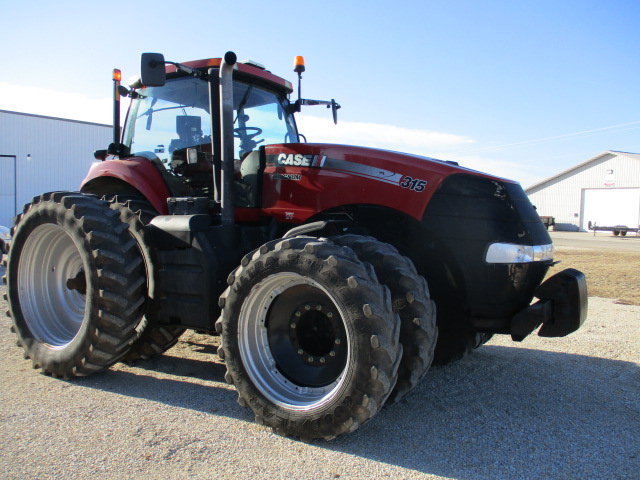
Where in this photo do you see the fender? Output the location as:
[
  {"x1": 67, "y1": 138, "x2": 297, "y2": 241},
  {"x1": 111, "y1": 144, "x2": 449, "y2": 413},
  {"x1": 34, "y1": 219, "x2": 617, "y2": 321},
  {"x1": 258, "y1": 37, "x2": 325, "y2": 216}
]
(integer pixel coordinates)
[{"x1": 81, "y1": 157, "x2": 171, "y2": 214}]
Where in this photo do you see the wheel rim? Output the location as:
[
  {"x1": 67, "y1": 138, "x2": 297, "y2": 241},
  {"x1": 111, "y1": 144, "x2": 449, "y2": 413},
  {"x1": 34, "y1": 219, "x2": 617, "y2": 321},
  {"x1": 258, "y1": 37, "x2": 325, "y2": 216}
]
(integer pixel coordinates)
[
  {"x1": 238, "y1": 272, "x2": 351, "y2": 411},
  {"x1": 17, "y1": 224, "x2": 87, "y2": 348}
]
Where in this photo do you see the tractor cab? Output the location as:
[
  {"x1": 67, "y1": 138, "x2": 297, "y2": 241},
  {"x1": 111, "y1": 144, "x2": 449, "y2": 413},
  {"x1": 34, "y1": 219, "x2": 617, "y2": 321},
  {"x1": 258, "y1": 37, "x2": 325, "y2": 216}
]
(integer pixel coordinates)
[
  {"x1": 121, "y1": 59, "x2": 299, "y2": 208},
  {"x1": 87, "y1": 53, "x2": 339, "y2": 220}
]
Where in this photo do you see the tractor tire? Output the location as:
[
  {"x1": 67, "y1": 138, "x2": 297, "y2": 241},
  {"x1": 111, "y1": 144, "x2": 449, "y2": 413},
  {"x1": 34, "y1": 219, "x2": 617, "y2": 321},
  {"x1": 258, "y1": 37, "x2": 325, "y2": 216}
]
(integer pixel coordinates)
[
  {"x1": 122, "y1": 323, "x2": 185, "y2": 362},
  {"x1": 216, "y1": 236, "x2": 402, "y2": 441},
  {"x1": 432, "y1": 322, "x2": 488, "y2": 365},
  {"x1": 102, "y1": 195, "x2": 185, "y2": 362},
  {"x1": 3, "y1": 192, "x2": 146, "y2": 378},
  {"x1": 332, "y1": 234, "x2": 437, "y2": 404},
  {"x1": 475, "y1": 333, "x2": 494, "y2": 348}
]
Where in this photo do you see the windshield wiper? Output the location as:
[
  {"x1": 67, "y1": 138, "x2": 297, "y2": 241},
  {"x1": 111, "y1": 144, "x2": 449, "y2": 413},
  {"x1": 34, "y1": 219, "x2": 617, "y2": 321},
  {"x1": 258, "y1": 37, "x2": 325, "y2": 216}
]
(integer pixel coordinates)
[{"x1": 233, "y1": 84, "x2": 254, "y2": 124}]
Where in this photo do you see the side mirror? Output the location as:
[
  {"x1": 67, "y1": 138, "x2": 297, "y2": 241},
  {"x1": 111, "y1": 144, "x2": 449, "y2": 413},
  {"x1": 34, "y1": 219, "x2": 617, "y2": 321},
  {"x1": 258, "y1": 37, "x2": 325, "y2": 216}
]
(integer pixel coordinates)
[
  {"x1": 331, "y1": 99, "x2": 340, "y2": 125},
  {"x1": 141, "y1": 53, "x2": 166, "y2": 86}
]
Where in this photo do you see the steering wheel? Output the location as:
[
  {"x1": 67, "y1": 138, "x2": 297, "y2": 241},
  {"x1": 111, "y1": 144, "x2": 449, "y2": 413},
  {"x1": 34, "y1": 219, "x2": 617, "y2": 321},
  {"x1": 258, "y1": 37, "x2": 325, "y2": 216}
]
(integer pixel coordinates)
[
  {"x1": 234, "y1": 126, "x2": 264, "y2": 154},
  {"x1": 233, "y1": 126, "x2": 263, "y2": 139}
]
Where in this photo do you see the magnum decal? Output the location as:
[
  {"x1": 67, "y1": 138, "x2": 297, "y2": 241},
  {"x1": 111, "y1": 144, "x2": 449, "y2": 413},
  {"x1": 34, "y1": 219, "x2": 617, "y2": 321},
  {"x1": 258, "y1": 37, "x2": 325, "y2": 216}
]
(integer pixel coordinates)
[{"x1": 272, "y1": 173, "x2": 302, "y2": 181}]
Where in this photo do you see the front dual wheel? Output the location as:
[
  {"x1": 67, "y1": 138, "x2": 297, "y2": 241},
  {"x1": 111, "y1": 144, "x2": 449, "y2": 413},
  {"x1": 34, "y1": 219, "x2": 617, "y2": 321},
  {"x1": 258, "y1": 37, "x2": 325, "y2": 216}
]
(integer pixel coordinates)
[{"x1": 217, "y1": 237, "x2": 402, "y2": 441}]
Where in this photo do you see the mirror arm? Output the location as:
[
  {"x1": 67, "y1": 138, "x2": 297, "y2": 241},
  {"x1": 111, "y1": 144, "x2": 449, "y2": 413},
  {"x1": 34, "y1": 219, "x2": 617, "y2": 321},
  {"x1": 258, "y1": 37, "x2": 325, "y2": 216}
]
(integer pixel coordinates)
[
  {"x1": 297, "y1": 98, "x2": 341, "y2": 124},
  {"x1": 166, "y1": 61, "x2": 209, "y2": 81}
]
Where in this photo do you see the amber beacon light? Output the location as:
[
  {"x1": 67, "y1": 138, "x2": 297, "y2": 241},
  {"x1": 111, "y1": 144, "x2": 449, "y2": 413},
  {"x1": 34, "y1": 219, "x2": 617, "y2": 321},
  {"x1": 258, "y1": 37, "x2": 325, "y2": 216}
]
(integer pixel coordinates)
[{"x1": 294, "y1": 56, "x2": 305, "y2": 74}]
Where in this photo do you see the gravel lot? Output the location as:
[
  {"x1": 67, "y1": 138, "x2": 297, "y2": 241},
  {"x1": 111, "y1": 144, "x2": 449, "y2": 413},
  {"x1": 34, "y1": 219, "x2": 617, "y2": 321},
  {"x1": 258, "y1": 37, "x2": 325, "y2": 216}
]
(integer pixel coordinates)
[{"x1": 1, "y1": 244, "x2": 639, "y2": 479}]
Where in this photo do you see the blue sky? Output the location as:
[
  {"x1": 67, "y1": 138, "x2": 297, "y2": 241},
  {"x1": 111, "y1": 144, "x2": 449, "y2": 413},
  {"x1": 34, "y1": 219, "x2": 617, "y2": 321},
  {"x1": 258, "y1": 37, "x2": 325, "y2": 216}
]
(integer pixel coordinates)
[{"x1": 1, "y1": 0, "x2": 638, "y2": 187}]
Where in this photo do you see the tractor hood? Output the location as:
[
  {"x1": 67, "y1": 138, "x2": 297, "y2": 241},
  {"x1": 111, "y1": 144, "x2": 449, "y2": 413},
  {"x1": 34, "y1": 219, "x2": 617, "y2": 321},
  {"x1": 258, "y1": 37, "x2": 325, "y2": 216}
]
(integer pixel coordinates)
[{"x1": 261, "y1": 143, "x2": 516, "y2": 223}]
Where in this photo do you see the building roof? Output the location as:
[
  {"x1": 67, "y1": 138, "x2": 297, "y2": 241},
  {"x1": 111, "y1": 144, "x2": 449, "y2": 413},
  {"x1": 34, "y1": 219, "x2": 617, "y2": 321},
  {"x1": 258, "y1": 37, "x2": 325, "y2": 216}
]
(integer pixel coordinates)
[
  {"x1": 0, "y1": 109, "x2": 111, "y2": 128},
  {"x1": 525, "y1": 150, "x2": 640, "y2": 192}
]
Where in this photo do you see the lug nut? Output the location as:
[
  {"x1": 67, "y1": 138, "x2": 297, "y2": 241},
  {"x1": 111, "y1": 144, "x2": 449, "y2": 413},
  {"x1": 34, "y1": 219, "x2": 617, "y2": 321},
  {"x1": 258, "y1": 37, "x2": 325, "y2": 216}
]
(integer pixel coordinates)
[
  {"x1": 307, "y1": 357, "x2": 314, "y2": 363},
  {"x1": 335, "y1": 339, "x2": 341, "y2": 345},
  {"x1": 329, "y1": 351, "x2": 336, "y2": 357},
  {"x1": 304, "y1": 304, "x2": 311, "y2": 310},
  {"x1": 320, "y1": 357, "x2": 326, "y2": 363},
  {"x1": 294, "y1": 311, "x2": 301, "y2": 317},
  {"x1": 290, "y1": 323, "x2": 296, "y2": 329},
  {"x1": 297, "y1": 349, "x2": 304, "y2": 355},
  {"x1": 327, "y1": 312, "x2": 333, "y2": 318}
]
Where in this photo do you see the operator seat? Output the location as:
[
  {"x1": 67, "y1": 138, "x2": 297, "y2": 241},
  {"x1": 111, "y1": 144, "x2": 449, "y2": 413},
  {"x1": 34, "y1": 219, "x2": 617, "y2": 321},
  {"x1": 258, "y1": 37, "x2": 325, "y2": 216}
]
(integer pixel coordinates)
[{"x1": 236, "y1": 150, "x2": 260, "y2": 207}]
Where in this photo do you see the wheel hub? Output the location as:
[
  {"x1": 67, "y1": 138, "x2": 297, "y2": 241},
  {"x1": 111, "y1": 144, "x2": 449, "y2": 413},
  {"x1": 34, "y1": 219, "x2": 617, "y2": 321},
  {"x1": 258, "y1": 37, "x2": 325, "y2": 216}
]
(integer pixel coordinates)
[
  {"x1": 289, "y1": 302, "x2": 342, "y2": 367},
  {"x1": 265, "y1": 284, "x2": 348, "y2": 387},
  {"x1": 66, "y1": 270, "x2": 87, "y2": 295}
]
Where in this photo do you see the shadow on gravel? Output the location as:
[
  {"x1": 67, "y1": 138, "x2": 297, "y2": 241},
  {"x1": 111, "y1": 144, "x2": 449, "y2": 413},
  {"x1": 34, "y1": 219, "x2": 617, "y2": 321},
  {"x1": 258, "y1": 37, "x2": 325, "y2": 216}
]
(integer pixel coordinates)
[
  {"x1": 73, "y1": 354, "x2": 252, "y2": 422},
  {"x1": 71, "y1": 339, "x2": 640, "y2": 479},
  {"x1": 325, "y1": 345, "x2": 639, "y2": 480}
]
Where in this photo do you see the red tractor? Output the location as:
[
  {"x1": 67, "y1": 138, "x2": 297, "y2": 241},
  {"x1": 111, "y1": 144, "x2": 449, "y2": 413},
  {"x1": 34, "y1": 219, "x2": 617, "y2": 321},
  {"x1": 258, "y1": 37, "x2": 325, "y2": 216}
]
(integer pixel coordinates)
[{"x1": 3, "y1": 52, "x2": 587, "y2": 441}]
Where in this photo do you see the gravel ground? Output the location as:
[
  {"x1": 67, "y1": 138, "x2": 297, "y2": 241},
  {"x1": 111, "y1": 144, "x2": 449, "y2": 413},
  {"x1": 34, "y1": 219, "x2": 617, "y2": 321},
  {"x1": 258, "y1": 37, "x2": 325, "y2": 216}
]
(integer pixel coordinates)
[{"x1": 1, "y1": 263, "x2": 639, "y2": 479}]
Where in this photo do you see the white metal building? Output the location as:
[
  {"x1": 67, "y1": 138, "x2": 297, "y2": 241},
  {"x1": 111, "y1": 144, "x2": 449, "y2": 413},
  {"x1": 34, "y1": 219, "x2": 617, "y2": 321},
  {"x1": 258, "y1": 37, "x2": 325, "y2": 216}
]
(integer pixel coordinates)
[
  {"x1": 0, "y1": 110, "x2": 111, "y2": 227},
  {"x1": 525, "y1": 151, "x2": 640, "y2": 232}
]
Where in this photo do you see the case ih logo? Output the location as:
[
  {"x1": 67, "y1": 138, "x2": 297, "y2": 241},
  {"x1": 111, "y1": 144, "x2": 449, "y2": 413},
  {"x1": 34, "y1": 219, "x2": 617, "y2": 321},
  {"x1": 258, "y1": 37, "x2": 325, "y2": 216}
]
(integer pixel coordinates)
[{"x1": 277, "y1": 153, "x2": 326, "y2": 167}]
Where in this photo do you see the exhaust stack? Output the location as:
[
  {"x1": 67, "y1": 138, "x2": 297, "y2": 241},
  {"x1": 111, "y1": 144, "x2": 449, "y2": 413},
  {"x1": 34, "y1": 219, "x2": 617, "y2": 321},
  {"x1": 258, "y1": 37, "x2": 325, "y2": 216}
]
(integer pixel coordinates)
[{"x1": 219, "y1": 51, "x2": 237, "y2": 226}]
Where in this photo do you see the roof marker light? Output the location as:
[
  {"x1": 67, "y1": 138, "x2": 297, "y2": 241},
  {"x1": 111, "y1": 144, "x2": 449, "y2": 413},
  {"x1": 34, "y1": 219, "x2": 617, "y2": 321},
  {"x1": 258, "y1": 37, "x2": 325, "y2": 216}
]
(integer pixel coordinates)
[{"x1": 241, "y1": 59, "x2": 265, "y2": 70}]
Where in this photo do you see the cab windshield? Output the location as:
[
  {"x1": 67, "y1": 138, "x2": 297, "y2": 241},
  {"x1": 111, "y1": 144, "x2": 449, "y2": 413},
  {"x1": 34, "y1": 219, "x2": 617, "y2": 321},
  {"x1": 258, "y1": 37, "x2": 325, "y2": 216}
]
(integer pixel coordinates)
[{"x1": 123, "y1": 76, "x2": 298, "y2": 167}]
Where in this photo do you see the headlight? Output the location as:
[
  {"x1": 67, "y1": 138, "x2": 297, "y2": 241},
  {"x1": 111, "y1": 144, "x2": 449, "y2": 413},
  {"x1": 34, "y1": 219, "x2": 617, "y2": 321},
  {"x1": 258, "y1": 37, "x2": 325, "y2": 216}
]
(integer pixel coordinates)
[{"x1": 485, "y1": 243, "x2": 554, "y2": 264}]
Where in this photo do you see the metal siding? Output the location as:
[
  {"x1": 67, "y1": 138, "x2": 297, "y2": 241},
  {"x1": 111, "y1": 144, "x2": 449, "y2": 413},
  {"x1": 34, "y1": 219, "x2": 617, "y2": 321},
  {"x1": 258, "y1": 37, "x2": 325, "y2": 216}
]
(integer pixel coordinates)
[
  {"x1": 526, "y1": 153, "x2": 640, "y2": 231},
  {"x1": 0, "y1": 155, "x2": 16, "y2": 226},
  {"x1": 0, "y1": 111, "x2": 111, "y2": 226}
]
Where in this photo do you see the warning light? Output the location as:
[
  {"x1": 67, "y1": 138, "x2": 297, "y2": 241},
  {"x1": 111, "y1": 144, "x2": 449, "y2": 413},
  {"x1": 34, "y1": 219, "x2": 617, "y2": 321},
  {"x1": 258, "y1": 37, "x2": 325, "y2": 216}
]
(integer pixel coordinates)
[
  {"x1": 113, "y1": 69, "x2": 122, "y2": 82},
  {"x1": 294, "y1": 56, "x2": 305, "y2": 74}
]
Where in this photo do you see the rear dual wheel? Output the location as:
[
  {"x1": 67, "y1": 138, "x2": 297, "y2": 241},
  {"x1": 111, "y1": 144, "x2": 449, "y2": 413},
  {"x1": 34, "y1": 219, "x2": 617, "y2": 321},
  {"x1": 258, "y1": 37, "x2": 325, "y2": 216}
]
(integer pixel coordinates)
[
  {"x1": 217, "y1": 236, "x2": 402, "y2": 441},
  {"x1": 103, "y1": 195, "x2": 184, "y2": 362},
  {"x1": 4, "y1": 192, "x2": 146, "y2": 378}
]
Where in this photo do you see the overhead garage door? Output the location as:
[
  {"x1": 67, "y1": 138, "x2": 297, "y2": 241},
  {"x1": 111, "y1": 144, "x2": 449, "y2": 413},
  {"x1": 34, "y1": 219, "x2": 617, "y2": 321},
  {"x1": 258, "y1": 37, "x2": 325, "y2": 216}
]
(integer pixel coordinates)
[{"x1": 582, "y1": 188, "x2": 640, "y2": 230}]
